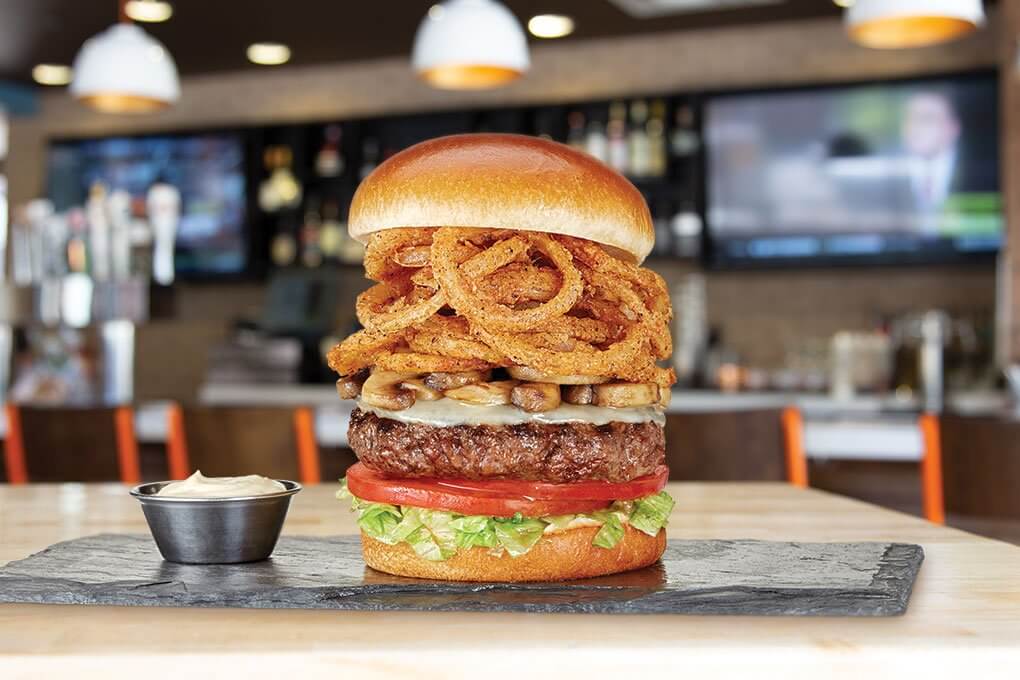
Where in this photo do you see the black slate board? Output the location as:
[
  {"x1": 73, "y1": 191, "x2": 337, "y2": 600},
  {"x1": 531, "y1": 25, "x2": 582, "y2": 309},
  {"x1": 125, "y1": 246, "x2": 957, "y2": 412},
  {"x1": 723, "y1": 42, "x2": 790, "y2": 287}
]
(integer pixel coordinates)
[{"x1": 0, "y1": 534, "x2": 923, "y2": 616}]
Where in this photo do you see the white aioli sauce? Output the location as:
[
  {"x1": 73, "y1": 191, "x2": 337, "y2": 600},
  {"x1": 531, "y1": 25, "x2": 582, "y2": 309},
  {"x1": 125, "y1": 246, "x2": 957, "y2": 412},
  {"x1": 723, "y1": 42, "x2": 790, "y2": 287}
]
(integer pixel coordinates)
[
  {"x1": 357, "y1": 397, "x2": 665, "y2": 427},
  {"x1": 157, "y1": 470, "x2": 286, "y2": 498}
]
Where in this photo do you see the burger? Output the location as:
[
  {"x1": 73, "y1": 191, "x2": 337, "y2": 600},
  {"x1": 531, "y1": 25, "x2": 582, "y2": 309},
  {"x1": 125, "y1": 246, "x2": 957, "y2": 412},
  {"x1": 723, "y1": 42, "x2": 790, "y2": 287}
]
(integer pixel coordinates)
[{"x1": 329, "y1": 133, "x2": 675, "y2": 582}]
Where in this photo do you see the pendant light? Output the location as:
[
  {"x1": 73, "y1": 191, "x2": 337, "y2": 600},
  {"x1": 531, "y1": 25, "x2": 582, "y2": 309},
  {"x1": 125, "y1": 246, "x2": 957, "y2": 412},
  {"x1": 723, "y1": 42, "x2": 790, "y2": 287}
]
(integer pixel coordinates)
[
  {"x1": 846, "y1": 0, "x2": 984, "y2": 49},
  {"x1": 70, "y1": 0, "x2": 180, "y2": 113},
  {"x1": 412, "y1": 0, "x2": 529, "y2": 90}
]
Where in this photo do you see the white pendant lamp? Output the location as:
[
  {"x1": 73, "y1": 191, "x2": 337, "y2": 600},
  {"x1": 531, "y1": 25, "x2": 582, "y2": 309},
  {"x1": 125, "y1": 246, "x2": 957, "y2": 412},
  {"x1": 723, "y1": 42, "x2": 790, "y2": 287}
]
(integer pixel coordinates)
[
  {"x1": 412, "y1": 0, "x2": 529, "y2": 90},
  {"x1": 70, "y1": 1, "x2": 179, "y2": 113},
  {"x1": 846, "y1": 0, "x2": 984, "y2": 49}
]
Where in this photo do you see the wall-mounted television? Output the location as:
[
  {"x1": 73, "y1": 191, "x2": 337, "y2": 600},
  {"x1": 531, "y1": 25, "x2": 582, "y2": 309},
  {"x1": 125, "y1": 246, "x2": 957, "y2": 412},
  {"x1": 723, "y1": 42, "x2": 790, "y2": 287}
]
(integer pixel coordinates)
[
  {"x1": 47, "y1": 131, "x2": 249, "y2": 277},
  {"x1": 703, "y1": 73, "x2": 1001, "y2": 267}
]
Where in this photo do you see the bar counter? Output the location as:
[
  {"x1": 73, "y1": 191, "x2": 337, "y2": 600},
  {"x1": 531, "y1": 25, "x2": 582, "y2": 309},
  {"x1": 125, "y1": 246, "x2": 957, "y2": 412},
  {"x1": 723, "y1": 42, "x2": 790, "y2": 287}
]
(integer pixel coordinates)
[{"x1": 1, "y1": 482, "x2": 1018, "y2": 678}]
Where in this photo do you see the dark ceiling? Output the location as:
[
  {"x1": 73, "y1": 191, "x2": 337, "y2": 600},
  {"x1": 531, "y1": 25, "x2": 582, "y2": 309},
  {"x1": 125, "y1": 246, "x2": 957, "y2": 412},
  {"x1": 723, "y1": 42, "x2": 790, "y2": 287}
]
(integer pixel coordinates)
[{"x1": 0, "y1": 0, "x2": 842, "y2": 84}]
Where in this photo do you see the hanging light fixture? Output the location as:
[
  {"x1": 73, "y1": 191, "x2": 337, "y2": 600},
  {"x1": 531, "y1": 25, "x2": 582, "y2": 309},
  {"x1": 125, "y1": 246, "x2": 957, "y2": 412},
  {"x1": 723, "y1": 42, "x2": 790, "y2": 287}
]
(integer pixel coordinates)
[
  {"x1": 124, "y1": 0, "x2": 173, "y2": 23},
  {"x1": 846, "y1": 0, "x2": 984, "y2": 49},
  {"x1": 412, "y1": 0, "x2": 529, "y2": 90},
  {"x1": 70, "y1": 0, "x2": 179, "y2": 113}
]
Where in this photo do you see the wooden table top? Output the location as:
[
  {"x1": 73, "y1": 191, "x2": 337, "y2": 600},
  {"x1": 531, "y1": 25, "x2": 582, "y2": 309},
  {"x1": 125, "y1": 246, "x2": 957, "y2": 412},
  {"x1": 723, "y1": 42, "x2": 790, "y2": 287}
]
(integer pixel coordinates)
[{"x1": 1, "y1": 482, "x2": 1018, "y2": 679}]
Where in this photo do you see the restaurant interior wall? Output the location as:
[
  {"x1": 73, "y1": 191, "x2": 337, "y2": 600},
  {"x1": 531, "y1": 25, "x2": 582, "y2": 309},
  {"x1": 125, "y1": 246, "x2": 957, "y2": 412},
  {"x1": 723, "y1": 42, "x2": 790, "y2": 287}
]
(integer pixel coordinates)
[{"x1": 5, "y1": 12, "x2": 1001, "y2": 401}]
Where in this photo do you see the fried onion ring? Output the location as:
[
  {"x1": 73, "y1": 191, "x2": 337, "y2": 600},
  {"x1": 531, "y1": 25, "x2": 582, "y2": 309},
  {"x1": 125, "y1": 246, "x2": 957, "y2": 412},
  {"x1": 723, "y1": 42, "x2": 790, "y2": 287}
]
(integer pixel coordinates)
[
  {"x1": 327, "y1": 226, "x2": 676, "y2": 389},
  {"x1": 364, "y1": 228, "x2": 435, "y2": 281},
  {"x1": 355, "y1": 279, "x2": 447, "y2": 334},
  {"x1": 375, "y1": 351, "x2": 491, "y2": 373},
  {"x1": 327, "y1": 329, "x2": 405, "y2": 376},
  {"x1": 431, "y1": 228, "x2": 582, "y2": 332},
  {"x1": 409, "y1": 316, "x2": 506, "y2": 364}
]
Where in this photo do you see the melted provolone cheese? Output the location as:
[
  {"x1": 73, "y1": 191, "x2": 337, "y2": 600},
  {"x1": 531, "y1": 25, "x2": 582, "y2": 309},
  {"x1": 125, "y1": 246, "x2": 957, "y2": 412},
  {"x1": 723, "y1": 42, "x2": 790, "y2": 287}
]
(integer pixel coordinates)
[{"x1": 357, "y1": 397, "x2": 665, "y2": 427}]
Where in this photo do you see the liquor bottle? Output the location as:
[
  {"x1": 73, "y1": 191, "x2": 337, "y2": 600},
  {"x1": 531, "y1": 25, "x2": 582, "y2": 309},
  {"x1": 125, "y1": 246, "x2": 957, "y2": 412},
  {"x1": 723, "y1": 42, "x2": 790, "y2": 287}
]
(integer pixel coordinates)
[
  {"x1": 258, "y1": 146, "x2": 302, "y2": 212},
  {"x1": 319, "y1": 199, "x2": 344, "y2": 261},
  {"x1": 670, "y1": 103, "x2": 700, "y2": 158},
  {"x1": 627, "y1": 100, "x2": 651, "y2": 178},
  {"x1": 301, "y1": 198, "x2": 323, "y2": 268},
  {"x1": 359, "y1": 138, "x2": 380, "y2": 181},
  {"x1": 607, "y1": 101, "x2": 629, "y2": 174},
  {"x1": 270, "y1": 219, "x2": 298, "y2": 268},
  {"x1": 566, "y1": 111, "x2": 586, "y2": 152},
  {"x1": 86, "y1": 183, "x2": 110, "y2": 280},
  {"x1": 670, "y1": 200, "x2": 702, "y2": 259},
  {"x1": 584, "y1": 117, "x2": 608, "y2": 164},
  {"x1": 647, "y1": 99, "x2": 668, "y2": 178},
  {"x1": 315, "y1": 124, "x2": 344, "y2": 177},
  {"x1": 147, "y1": 181, "x2": 181, "y2": 285},
  {"x1": 66, "y1": 208, "x2": 89, "y2": 275}
]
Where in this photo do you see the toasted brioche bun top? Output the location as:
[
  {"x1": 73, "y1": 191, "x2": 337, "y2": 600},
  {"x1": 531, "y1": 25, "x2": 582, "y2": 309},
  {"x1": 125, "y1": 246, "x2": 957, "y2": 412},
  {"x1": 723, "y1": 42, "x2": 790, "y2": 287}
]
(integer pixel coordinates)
[{"x1": 348, "y1": 133, "x2": 655, "y2": 264}]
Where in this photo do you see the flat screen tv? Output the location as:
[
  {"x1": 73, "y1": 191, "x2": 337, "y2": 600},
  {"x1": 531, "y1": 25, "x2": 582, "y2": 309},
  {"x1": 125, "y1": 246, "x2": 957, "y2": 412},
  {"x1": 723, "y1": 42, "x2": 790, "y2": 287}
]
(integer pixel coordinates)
[
  {"x1": 47, "y1": 131, "x2": 248, "y2": 277},
  {"x1": 703, "y1": 73, "x2": 1001, "y2": 267}
]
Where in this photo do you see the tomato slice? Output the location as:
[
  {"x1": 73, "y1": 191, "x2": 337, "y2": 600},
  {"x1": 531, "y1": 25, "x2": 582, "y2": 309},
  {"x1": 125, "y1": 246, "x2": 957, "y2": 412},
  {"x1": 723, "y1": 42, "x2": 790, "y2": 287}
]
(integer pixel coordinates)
[
  {"x1": 345, "y1": 463, "x2": 668, "y2": 518},
  {"x1": 430, "y1": 466, "x2": 669, "y2": 502}
]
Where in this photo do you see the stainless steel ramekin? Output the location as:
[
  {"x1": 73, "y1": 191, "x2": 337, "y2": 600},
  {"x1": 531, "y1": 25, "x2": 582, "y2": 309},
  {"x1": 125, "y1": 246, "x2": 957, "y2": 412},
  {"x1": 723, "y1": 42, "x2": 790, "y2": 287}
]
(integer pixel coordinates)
[{"x1": 129, "y1": 480, "x2": 302, "y2": 564}]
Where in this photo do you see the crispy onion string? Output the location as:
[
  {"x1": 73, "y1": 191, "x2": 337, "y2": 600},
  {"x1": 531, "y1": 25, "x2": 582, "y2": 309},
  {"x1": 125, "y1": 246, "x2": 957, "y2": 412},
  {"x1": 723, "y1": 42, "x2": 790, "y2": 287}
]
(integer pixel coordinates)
[
  {"x1": 431, "y1": 228, "x2": 582, "y2": 332},
  {"x1": 375, "y1": 351, "x2": 491, "y2": 373},
  {"x1": 329, "y1": 226, "x2": 674, "y2": 389},
  {"x1": 355, "y1": 277, "x2": 446, "y2": 334}
]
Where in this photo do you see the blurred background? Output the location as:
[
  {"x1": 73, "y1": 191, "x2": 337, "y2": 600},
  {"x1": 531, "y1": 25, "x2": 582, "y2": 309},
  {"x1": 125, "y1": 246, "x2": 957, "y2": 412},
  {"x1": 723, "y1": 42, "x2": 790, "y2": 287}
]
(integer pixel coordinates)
[{"x1": 0, "y1": 0, "x2": 1017, "y2": 542}]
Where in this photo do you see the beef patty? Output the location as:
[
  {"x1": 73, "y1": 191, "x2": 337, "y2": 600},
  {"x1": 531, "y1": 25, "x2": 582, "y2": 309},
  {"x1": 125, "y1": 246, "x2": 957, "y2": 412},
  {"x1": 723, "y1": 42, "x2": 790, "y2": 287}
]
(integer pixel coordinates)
[{"x1": 348, "y1": 408, "x2": 665, "y2": 483}]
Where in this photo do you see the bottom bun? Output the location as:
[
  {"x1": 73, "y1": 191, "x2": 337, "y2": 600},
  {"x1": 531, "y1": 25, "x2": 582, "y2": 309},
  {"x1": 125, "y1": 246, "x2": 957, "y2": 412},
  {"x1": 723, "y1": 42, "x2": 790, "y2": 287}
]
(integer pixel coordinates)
[{"x1": 361, "y1": 525, "x2": 666, "y2": 582}]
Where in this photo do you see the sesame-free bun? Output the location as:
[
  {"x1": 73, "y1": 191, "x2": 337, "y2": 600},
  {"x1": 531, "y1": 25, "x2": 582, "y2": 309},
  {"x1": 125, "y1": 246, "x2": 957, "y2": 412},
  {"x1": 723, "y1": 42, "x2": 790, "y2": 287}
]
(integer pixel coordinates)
[
  {"x1": 349, "y1": 133, "x2": 655, "y2": 264},
  {"x1": 360, "y1": 525, "x2": 666, "y2": 582}
]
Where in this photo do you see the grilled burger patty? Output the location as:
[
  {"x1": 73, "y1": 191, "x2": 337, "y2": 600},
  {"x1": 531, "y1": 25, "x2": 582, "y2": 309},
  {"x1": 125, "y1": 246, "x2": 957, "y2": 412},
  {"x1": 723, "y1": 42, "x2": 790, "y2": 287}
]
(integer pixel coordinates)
[{"x1": 348, "y1": 407, "x2": 665, "y2": 483}]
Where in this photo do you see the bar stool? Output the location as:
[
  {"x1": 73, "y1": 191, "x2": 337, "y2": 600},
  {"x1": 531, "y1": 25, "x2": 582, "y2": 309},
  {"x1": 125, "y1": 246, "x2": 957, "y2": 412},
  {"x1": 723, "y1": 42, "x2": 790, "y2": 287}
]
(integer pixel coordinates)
[
  {"x1": 165, "y1": 404, "x2": 321, "y2": 484},
  {"x1": 3, "y1": 403, "x2": 140, "y2": 484},
  {"x1": 665, "y1": 406, "x2": 809, "y2": 485}
]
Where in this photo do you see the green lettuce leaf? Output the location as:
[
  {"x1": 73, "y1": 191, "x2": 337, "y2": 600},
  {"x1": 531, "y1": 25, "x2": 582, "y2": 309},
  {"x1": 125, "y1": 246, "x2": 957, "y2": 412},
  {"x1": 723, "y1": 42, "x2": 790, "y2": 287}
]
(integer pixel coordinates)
[
  {"x1": 592, "y1": 511, "x2": 625, "y2": 549},
  {"x1": 356, "y1": 503, "x2": 401, "y2": 542},
  {"x1": 418, "y1": 509, "x2": 460, "y2": 555},
  {"x1": 337, "y1": 478, "x2": 674, "y2": 561},
  {"x1": 405, "y1": 525, "x2": 456, "y2": 561},
  {"x1": 385, "y1": 506, "x2": 424, "y2": 544},
  {"x1": 628, "y1": 491, "x2": 675, "y2": 536},
  {"x1": 451, "y1": 515, "x2": 498, "y2": 549},
  {"x1": 492, "y1": 514, "x2": 546, "y2": 557}
]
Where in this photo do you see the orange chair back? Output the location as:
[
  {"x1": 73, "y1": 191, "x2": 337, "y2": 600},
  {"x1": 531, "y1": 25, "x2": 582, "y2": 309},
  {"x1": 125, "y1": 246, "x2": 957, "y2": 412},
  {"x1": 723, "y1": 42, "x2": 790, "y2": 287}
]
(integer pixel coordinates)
[
  {"x1": 3, "y1": 403, "x2": 140, "y2": 484},
  {"x1": 918, "y1": 412, "x2": 946, "y2": 524},
  {"x1": 165, "y1": 404, "x2": 320, "y2": 484},
  {"x1": 665, "y1": 407, "x2": 808, "y2": 485},
  {"x1": 780, "y1": 406, "x2": 810, "y2": 488},
  {"x1": 3, "y1": 404, "x2": 28, "y2": 484}
]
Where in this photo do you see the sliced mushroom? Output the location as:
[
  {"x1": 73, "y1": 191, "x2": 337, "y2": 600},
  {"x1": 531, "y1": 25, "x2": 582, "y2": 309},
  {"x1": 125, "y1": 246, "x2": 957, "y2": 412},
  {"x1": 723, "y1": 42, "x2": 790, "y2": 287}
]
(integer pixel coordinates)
[
  {"x1": 562, "y1": 384, "x2": 594, "y2": 405},
  {"x1": 361, "y1": 370, "x2": 416, "y2": 411},
  {"x1": 336, "y1": 370, "x2": 368, "y2": 399},
  {"x1": 511, "y1": 382, "x2": 562, "y2": 413},
  {"x1": 400, "y1": 378, "x2": 443, "y2": 401},
  {"x1": 392, "y1": 245, "x2": 431, "y2": 268},
  {"x1": 445, "y1": 380, "x2": 517, "y2": 406},
  {"x1": 592, "y1": 382, "x2": 659, "y2": 408},
  {"x1": 423, "y1": 370, "x2": 492, "y2": 391},
  {"x1": 507, "y1": 366, "x2": 608, "y2": 385}
]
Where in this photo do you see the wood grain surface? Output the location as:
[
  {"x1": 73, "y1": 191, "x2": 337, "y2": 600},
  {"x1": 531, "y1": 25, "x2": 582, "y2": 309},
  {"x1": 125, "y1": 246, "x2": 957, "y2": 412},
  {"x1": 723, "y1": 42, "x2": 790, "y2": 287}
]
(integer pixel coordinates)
[{"x1": 1, "y1": 482, "x2": 1018, "y2": 679}]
